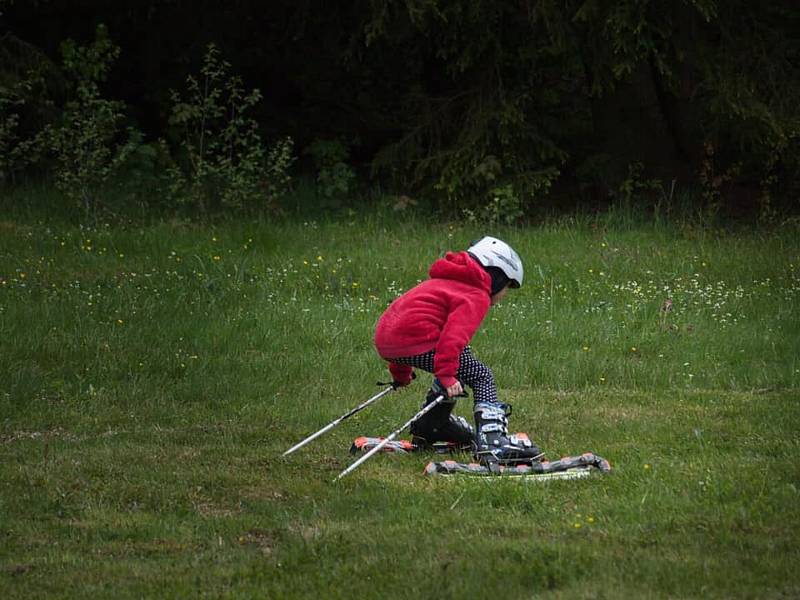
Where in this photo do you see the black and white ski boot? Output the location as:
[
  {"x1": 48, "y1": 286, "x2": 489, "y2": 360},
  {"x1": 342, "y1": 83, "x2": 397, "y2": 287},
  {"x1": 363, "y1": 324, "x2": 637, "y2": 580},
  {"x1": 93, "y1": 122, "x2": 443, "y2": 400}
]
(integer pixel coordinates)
[
  {"x1": 410, "y1": 383, "x2": 474, "y2": 448},
  {"x1": 473, "y1": 402, "x2": 542, "y2": 468}
]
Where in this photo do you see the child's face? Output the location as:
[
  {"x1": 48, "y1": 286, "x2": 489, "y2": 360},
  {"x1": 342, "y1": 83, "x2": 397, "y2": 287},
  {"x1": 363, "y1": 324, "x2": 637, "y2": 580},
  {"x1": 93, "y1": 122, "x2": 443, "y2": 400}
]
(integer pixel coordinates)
[{"x1": 490, "y1": 285, "x2": 510, "y2": 306}]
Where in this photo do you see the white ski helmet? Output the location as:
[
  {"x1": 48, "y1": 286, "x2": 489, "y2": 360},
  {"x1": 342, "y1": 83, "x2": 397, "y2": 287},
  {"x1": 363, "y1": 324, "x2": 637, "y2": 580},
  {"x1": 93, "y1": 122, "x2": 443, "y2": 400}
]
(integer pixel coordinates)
[{"x1": 467, "y1": 236, "x2": 524, "y2": 288}]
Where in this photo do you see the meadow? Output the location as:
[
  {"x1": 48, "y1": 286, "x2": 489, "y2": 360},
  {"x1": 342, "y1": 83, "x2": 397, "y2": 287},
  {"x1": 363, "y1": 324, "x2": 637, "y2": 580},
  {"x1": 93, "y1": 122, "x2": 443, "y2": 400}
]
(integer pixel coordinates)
[{"x1": 1, "y1": 206, "x2": 799, "y2": 598}]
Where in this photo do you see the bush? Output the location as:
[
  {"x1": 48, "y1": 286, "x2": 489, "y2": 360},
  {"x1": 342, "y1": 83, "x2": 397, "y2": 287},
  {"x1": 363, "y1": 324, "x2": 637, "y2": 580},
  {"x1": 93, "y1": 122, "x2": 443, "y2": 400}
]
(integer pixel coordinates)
[
  {"x1": 36, "y1": 24, "x2": 138, "y2": 219},
  {"x1": 167, "y1": 43, "x2": 295, "y2": 213},
  {"x1": 305, "y1": 138, "x2": 356, "y2": 201}
]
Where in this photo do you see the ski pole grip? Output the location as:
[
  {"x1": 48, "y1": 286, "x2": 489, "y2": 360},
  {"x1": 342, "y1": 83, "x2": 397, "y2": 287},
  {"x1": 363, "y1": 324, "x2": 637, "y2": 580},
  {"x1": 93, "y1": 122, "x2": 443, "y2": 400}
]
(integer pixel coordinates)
[
  {"x1": 379, "y1": 371, "x2": 416, "y2": 389},
  {"x1": 431, "y1": 378, "x2": 468, "y2": 399}
]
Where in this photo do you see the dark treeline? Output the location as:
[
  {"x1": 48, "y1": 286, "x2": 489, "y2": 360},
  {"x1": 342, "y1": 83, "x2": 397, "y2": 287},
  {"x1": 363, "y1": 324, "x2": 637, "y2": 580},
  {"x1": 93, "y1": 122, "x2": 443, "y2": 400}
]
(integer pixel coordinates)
[{"x1": 1, "y1": 0, "x2": 799, "y2": 216}]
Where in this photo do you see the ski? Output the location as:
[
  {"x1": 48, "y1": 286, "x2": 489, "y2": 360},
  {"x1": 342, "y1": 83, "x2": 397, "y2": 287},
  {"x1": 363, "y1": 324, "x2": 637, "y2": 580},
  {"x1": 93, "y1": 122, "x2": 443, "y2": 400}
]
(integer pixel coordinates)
[
  {"x1": 350, "y1": 436, "x2": 470, "y2": 455},
  {"x1": 350, "y1": 436, "x2": 611, "y2": 480},
  {"x1": 424, "y1": 452, "x2": 611, "y2": 478},
  {"x1": 349, "y1": 432, "x2": 534, "y2": 456},
  {"x1": 425, "y1": 461, "x2": 593, "y2": 481}
]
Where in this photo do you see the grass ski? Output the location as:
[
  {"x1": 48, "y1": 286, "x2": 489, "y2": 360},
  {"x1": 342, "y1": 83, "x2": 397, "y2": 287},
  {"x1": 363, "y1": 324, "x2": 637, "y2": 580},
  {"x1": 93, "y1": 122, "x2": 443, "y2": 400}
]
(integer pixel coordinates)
[
  {"x1": 350, "y1": 432, "x2": 533, "y2": 456},
  {"x1": 350, "y1": 436, "x2": 611, "y2": 481},
  {"x1": 426, "y1": 461, "x2": 594, "y2": 481},
  {"x1": 424, "y1": 452, "x2": 611, "y2": 478},
  {"x1": 350, "y1": 436, "x2": 470, "y2": 455}
]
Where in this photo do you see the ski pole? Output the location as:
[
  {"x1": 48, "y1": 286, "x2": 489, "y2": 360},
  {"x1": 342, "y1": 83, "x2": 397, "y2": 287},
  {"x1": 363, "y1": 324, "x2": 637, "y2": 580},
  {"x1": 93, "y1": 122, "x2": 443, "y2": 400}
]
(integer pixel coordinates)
[
  {"x1": 334, "y1": 394, "x2": 446, "y2": 482},
  {"x1": 283, "y1": 385, "x2": 395, "y2": 457}
]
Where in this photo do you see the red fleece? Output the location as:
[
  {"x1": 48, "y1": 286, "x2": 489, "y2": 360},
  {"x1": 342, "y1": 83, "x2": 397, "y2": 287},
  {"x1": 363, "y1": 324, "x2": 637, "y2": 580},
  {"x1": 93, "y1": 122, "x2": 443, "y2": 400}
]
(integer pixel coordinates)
[{"x1": 374, "y1": 251, "x2": 491, "y2": 388}]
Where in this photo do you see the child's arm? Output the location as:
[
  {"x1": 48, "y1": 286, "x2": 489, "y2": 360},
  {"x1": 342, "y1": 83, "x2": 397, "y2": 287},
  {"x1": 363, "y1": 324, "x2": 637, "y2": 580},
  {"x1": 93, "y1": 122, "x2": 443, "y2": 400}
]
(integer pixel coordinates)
[{"x1": 434, "y1": 294, "x2": 490, "y2": 389}]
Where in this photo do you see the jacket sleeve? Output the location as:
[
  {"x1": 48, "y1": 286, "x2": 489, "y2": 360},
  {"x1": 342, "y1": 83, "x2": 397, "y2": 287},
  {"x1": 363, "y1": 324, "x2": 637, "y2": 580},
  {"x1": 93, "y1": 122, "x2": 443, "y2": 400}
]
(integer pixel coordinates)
[
  {"x1": 388, "y1": 362, "x2": 414, "y2": 385},
  {"x1": 433, "y1": 293, "x2": 490, "y2": 387}
]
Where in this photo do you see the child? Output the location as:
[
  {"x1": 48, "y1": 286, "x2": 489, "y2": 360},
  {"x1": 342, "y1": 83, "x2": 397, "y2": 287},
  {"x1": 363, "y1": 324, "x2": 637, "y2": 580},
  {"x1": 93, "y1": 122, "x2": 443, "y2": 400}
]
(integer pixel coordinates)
[{"x1": 374, "y1": 236, "x2": 541, "y2": 464}]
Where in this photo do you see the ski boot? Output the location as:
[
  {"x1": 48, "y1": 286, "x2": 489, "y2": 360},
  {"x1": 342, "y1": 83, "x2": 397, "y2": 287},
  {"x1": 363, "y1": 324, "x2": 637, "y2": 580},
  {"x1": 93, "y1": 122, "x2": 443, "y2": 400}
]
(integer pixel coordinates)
[
  {"x1": 409, "y1": 381, "x2": 474, "y2": 448},
  {"x1": 473, "y1": 402, "x2": 543, "y2": 468}
]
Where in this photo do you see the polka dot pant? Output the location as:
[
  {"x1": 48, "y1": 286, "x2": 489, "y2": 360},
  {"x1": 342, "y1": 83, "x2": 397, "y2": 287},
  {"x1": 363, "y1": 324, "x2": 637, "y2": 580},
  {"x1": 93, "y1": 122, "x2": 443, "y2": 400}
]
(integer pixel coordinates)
[{"x1": 390, "y1": 346, "x2": 498, "y2": 405}]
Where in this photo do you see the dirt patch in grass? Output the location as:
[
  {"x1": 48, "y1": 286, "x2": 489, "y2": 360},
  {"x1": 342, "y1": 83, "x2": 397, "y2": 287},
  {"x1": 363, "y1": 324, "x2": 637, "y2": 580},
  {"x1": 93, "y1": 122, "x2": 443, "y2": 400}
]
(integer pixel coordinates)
[{"x1": 237, "y1": 528, "x2": 277, "y2": 556}]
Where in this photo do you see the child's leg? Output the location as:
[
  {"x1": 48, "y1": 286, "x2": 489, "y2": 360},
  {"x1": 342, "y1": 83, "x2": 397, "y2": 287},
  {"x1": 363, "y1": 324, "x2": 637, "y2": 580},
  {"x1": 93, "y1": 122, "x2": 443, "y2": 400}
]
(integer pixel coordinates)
[
  {"x1": 454, "y1": 349, "x2": 543, "y2": 464},
  {"x1": 386, "y1": 346, "x2": 501, "y2": 445},
  {"x1": 390, "y1": 346, "x2": 495, "y2": 400},
  {"x1": 391, "y1": 349, "x2": 541, "y2": 461},
  {"x1": 387, "y1": 351, "x2": 472, "y2": 445},
  {"x1": 453, "y1": 346, "x2": 498, "y2": 404}
]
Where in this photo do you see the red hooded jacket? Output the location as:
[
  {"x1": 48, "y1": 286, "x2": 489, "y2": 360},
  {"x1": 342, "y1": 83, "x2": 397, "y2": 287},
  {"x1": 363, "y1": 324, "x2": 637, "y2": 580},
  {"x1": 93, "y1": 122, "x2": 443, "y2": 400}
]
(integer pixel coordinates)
[{"x1": 374, "y1": 251, "x2": 492, "y2": 388}]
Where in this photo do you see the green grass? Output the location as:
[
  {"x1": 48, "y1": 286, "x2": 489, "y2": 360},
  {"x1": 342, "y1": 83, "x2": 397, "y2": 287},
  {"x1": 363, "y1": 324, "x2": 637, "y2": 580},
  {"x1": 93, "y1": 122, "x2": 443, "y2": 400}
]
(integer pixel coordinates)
[{"x1": 1, "y1": 207, "x2": 799, "y2": 598}]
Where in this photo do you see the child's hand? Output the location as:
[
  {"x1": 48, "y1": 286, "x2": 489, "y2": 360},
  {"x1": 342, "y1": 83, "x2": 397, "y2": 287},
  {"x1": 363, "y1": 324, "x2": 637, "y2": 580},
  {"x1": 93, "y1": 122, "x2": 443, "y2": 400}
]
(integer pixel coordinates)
[{"x1": 446, "y1": 381, "x2": 464, "y2": 397}]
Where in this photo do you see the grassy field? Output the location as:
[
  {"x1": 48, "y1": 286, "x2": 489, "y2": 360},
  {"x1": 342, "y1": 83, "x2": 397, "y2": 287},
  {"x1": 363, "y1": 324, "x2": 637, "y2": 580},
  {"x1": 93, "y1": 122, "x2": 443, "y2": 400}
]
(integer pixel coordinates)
[{"x1": 1, "y1": 207, "x2": 799, "y2": 598}]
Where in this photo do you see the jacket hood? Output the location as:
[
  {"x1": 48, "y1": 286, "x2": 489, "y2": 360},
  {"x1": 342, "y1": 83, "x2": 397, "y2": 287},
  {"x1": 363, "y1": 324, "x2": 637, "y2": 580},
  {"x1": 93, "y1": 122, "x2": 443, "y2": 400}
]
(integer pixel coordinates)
[{"x1": 428, "y1": 251, "x2": 491, "y2": 293}]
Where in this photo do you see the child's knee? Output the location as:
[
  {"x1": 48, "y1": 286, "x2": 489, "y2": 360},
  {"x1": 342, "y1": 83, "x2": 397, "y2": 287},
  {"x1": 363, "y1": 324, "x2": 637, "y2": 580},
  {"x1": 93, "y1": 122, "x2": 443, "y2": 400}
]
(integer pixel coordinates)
[{"x1": 467, "y1": 363, "x2": 494, "y2": 387}]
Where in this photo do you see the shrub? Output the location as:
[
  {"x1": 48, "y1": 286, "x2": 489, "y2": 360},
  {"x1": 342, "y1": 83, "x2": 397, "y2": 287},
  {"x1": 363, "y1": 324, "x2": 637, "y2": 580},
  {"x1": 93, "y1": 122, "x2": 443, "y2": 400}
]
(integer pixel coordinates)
[
  {"x1": 167, "y1": 43, "x2": 295, "y2": 213},
  {"x1": 36, "y1": 24, "x2": 137, "y2": 218},
  {"x1": 305, "y1": 138, "x2": 356, "y2": 200}
]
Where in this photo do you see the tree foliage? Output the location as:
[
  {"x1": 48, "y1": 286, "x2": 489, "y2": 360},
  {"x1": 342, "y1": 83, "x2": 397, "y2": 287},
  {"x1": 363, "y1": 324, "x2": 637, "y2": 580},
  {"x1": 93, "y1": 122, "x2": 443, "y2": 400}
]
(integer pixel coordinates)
[
  {"x1": 1, "y1": 0, "x2": 798, "y2": 216},
  {"x1": 362, "y1": 0, "x2": 799, "y2": 212}
]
